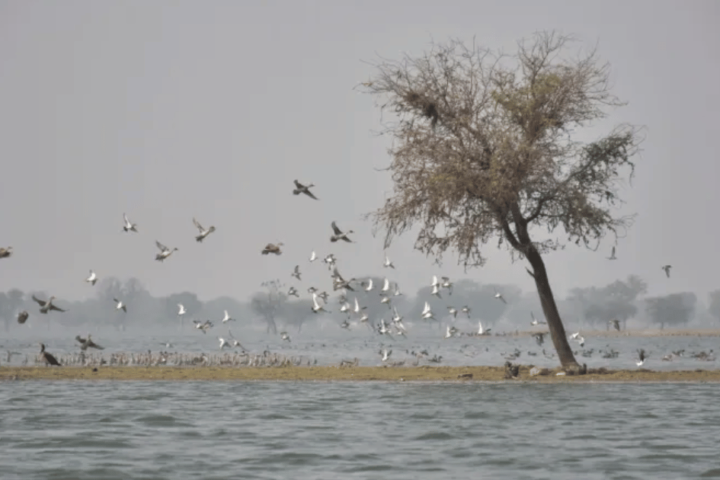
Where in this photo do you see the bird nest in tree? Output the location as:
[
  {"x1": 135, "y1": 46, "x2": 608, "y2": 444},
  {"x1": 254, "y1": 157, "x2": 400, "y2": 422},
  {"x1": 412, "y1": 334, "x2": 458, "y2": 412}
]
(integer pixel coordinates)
[{"x1": 403, "y1": 90, "x2": 439, "y2": 128}]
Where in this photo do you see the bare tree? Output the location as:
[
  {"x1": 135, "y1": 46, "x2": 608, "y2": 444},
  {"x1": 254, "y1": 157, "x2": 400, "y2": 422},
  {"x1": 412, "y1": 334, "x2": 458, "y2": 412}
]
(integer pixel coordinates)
[
  {"x1": 361, "y1": 31, "x2": 642, "y2": 369},
  {"x1": 251, "y1": 279, "x2": 287, "y2": 334}
]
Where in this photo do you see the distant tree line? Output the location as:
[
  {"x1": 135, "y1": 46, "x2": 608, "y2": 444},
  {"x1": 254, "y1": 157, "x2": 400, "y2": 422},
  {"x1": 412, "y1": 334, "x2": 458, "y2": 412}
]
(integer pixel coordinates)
[{"x1": 1, "y1": 275, "x2": 718, "y2": 333}]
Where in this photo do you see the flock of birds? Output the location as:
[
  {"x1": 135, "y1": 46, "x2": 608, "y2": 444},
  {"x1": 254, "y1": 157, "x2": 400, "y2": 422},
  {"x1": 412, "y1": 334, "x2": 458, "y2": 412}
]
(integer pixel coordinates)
[{"x1": 0, "y1": 179, "x2": 693, "y2": 370}]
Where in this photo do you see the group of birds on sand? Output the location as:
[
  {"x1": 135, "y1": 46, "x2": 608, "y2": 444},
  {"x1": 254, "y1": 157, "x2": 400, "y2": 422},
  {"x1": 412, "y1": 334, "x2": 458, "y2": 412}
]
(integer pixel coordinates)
[{"x1": 1, "y1": 178, "x2": 678, "y2": 368}]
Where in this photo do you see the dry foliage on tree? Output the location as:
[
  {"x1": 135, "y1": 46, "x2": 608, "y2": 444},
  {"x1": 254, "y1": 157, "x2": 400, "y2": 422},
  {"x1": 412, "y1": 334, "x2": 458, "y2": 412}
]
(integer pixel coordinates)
[{"x1": 361, "y1": 31, "x2": 643, "y2": 369}]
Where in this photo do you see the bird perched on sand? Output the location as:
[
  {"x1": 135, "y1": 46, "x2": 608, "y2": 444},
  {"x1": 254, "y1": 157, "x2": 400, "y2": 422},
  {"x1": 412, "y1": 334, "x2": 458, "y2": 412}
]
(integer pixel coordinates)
[
  {"x1": 262, "y1": 243, "x2": 284, "y2": 255},
  {"x1": 330, "y1": 221, "x2": 354, "y2": 243},
  {"x1": 293, "y1": 180, "x2": 319, "y2": 200},
  {"x1": 39, "y1": 343, "x2": 61, "y2": 366},
  {"x1": 192, "y1": 217, "x2": 216, "y2": 242},
  {"x1": 32, "y1": 295, "x2": 65, "y2": 314},
  {"x1": 661, "y1": 265, "x2": 672, "y2": 278}
]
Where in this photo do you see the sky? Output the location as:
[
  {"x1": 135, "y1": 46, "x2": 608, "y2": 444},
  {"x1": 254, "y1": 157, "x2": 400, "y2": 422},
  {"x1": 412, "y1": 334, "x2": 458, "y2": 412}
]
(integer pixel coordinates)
[{"x1": 0, "y1": 0, "x2": 718, "y2": 304}]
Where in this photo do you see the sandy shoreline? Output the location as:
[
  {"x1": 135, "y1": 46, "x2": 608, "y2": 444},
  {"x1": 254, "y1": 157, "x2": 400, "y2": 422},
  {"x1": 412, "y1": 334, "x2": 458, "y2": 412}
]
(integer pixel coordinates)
[{"x1": 2, "y1": 365, "x2": 720, "y2": 382}]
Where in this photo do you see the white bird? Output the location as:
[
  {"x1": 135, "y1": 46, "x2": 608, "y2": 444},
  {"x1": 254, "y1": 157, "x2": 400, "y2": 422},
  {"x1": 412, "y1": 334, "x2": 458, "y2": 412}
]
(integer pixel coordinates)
[
  {"x1": 445, "y1": 325, "x2": 458, "y2": 338},
  {"x1": 571, "y1": 333, "x2": 585, "y2": 347},
  {"x1": 122, "y1": 213, "x2": 138, "y2": 233},
  {"x1": 113, "y1": 298, "x2": 127, "y2": 313},
  {"x1": 155, "y1": 240, "x2": 178, "y2": 262},
  {"x1": 478, "y1": 321, "x2": 491, "y2": 336},
  {"x1": 421, "y1": 301, "x2": 435, "y2": 320},
  {"x1": 177, "y1": 304, "x2": 186, "y2": 316},
  {"x1": 222, "y1": 310, "x2": 235, "y2": 323},
  {"x1": 353, "y1": 297, "x2": 366, "y2": 314},
  {"x1": 85, "y1": 270, "x2": 97, "y2": 286},
  {"x1": 382, "y1": 278, "x2": 391, "y2": 292},
  {"x1": 380, "y1": 348, "x2": 392, "y2": 362},
  {"x1": 461, "y1": 305, "x2": 471, "y2": 318},
  {"x1": 393, "y1": 283, "x2": 402, "y2": 296},
  {"x1": 291, "y1": 265, "x2": 302, "y2": 281},
  {"x1": 431, "y1": 283, "x2": 443, "y2": 299},
  {"x1": 380, "y1": 295, "x2": 392, "y2": 308},
  {"x1": 441, "y1": 276, "x2": 453, "y2": 295},
  {"x1": 309, "y1": 250, "x2": 317, "y2": 262},
  {"x1": 364, "y1": 279, "x2": 374, "y2": 292},
  {"x1": 218, "y1": 336, "x2": 230, "y2": 350},
  {"x1": 312, "y1": 293, "x2": 330, "y2": 313},
  {"x1": 340, "y1": 302, "x2": 351, "y2": 314},
  {"x1": 288, "y1": 286, "x2": 299, "y2": 297},
  {"x1": 431, "y1": 275, "x2": 440, "y2": 287},
  {"x1": 192, "y1": 217, "x2": 216, "y2": 242},
  {"x1": 533, "y1": 333, "x2": 545, "y2": 346},
  {"x1": 636, "y1": 349, "x2": 647, "y2": 367},
  {"x1": 494, "y1": 289, "x2": 507, "y2": 304},
  {"x1": 607, "y1": 246, "x2": 617, "y2": 260},
  {"x1": 340, "y1": 319, "x2": 351, "y2": 329},
  {"x1": 447, "y1": 306, "x2": 458, "y2": 318},
  {"x1": 281, "y1": 331, "x2": 291, "y2": 342},
  {"x1": 383, "y1": 256, "x2": 395, "y2": 269},
  {"x1": 661, "y1": 265, "x2": 672, "y2": 278},
  {"x1": 530, "y1": 311, "x2": 546, "y2": 326}
]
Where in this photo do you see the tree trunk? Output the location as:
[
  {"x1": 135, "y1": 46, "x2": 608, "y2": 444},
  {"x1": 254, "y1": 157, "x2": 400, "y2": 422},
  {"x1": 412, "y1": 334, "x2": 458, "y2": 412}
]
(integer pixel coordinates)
[{"x1": 526, "y1": 248, "x2": 580, "y2": 370}]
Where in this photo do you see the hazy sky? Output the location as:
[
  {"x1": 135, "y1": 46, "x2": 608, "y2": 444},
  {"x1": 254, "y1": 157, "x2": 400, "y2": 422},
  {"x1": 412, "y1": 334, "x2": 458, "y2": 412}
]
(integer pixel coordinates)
[{"x1": 1, "y1": 0, "x2": 718, "y2": 304}]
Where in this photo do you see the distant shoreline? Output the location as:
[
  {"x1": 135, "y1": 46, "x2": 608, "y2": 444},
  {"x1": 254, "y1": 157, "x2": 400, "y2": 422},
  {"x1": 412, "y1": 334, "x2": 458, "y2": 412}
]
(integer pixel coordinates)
[
  {"x1": 505, "y1": 328, "x2": 720, "y2": 338},
  {"x1": 2, "y1": 366, "x2": 719, "y2": 382}
]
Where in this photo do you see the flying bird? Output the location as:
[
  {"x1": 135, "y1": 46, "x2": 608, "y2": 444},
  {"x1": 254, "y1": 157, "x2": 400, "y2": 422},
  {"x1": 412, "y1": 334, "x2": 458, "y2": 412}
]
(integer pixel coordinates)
[
  {"x1": 17, "y1": 310, "x2": 29, "y2": 324},
  {"x1": 607, "y1": 246, "x2": 617, "y2": 260},
  {"x1": 262, "y1": 243, "x2": 284, "y2": 255},
  {"x1": 447, "y1": 306, "x2": 458, "y2": 318},
  {"x1": 636, "y1": 349, "x2": 647, "y2": 367},
  {"x1": 192, "y1": 217, "x2": 216, "y2": 242},
  {"x1": 122, "y1": 213, "x2": 138, "y2": 233},
  {"x1": 330, "y1": 221, "x2": 354, "y2": 243},
  {"x1": 309, "y1": 250, "x2": 317, "y2": 262},
  {"x1": 661, "y1": 265, "x2": 672, "y2": 278},
  {"x1": 280, "y1": 331, "x2": 291, "y2": 342},
  {"x1": 293, "y1": 180, "x2": 318, "y2": 200},
  {"x1": 222, "y1": 310, "x2": 235, "y2": 323},
  {"x1": 421, "y1": 301, "x2": 435, "y2": 320},
  {"x1": 0, "y1": 246, "x2": 12, "y2": 259},
  {"x1": 85, "y1": 270, "x2": 98, "y2": 286},
  {"x1": 155, "y1": 241, "x2": 178, "y2": 262},
  {"x1": 288, "y1": 286, "x2": 299, "y2": 297},
  {"x1": 32, "y1": 295, "x2": 65, "y2": 314},
  {"x1": 533, "y1": 332, "x2": 545, "y2": 346},
  {"x1": 291, "y1": 265, "x2": 302, "y2": 281},
  {"x1": 609, "y1": 319, "x2": 621, "y2": 332},
  {"x1": 383, "y1": 256, "x2": 395, "y2": 269},
  {"x1": 113, "y1": 298, "x2": 127, "y2": 313},
  {"x1": 494, "y1": 289, "x2": 507, "y2": 304},
  {"x1": 178, "y1": 304, "x2": 186, "y2": 317},
  {"x1": 312, "y1": 293, "x2": 330, "y2": 314},
  {"x1": 193, "y1": 320, "x2": 213, "y2": 333},
  {"x1": 530, "y1": 311, "x2": 546, "y2": 326},
  {"x1": 461, "y1": 306, "x2": 471, "y2": 318}
]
